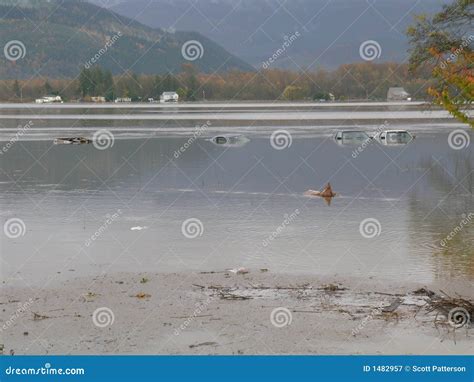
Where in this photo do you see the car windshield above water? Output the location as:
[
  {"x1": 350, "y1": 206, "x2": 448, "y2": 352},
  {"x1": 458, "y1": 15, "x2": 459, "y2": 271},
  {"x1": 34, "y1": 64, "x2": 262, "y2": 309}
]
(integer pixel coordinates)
[{"x1": 379, "y1": 130, "x2": 413, "y2": 145}]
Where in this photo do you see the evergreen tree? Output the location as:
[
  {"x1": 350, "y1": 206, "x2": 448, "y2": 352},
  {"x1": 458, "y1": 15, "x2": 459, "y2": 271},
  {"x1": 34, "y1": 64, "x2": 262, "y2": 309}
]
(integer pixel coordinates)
[
  {"x1": 102, "y1": 70, "x2": 115, "y2": 101},
  {"x1": 161, "y1": 73, "x2": 180, "y2": 92},
  {"x1": 152, "y1": 75, "x2": 163, "y2": 98},
  {"x1": 43, "y1": 81, "x2": 53, "y2": 95},
  {"x1": 78, "y1": 68, "x2": 93, "y2": 97},
  {"x1": 182, "y1": 64, "x2": 200, "y2": 101},
  {"x1": 12, "y1": 80, "x2": 21, "y2": 100}
]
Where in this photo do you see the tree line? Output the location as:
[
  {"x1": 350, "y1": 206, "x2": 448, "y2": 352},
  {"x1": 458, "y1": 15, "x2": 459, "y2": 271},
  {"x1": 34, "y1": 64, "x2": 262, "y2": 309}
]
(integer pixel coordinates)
[{"x1": 0, "y1": 62, "x2": 433, "y2": 103}]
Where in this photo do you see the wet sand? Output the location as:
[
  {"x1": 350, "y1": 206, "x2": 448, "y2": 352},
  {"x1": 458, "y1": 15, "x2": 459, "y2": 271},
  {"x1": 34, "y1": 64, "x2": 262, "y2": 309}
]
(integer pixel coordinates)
[{"x1": 1, "y1": 271, "x2": 472, "y2": 355}]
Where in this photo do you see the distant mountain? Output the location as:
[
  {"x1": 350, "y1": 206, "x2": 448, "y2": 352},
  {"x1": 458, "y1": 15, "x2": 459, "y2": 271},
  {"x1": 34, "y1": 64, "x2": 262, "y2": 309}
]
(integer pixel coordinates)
[
  {"x1": 0, "y1": 0, "x2": 253, "y2": 79},
  {"x1": 94, "y1": 0, "x2": 448, "y2": 69}
]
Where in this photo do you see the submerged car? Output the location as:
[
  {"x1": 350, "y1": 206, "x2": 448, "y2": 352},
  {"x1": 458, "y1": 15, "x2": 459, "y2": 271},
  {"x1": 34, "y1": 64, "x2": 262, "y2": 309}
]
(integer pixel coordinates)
[
  {"x1": 377, "y1": 130, "x2": 414, "y2": 145},
  {"x1": 209, "y1": 134, "x2": 250, "y2": 147},
  {"x1": 334, "y1": 131, "x2": 372, "y2": 145},
  {"x1": 54, "y1": 137, "x2": 92, "y2": 145}
]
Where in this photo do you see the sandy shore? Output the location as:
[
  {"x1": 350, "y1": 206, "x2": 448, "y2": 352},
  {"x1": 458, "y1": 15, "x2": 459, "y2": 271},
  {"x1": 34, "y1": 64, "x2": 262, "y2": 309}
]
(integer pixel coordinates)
[{"x1": 1, "y1": 271, "x2": 472, "y2": 355}]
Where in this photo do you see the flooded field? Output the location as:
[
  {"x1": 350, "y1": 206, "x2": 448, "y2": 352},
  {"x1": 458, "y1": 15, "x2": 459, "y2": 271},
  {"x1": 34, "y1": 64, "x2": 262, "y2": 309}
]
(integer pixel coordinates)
[
  {"x1": 1, "y1": 103, "x2": 473, "y2": 355},
  {"x1": 1, "y1": 103, "x2": 473, "y2": 287},
  {"x1": 0, "y1": 101, "x2": 463, "y2": 133}
]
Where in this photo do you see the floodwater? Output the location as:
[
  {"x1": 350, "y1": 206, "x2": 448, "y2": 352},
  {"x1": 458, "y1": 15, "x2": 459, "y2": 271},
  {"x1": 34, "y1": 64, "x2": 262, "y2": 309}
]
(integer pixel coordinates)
[{"x1": 0, "y1": 104, "x2": 473, "y2": 287}]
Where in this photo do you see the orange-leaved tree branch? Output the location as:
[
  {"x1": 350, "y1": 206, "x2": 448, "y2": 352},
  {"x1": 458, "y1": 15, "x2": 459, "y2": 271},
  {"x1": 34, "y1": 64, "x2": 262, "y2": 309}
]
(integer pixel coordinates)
[{"x1": 407, "y1": 0, "x2": 473, "y2": 128}]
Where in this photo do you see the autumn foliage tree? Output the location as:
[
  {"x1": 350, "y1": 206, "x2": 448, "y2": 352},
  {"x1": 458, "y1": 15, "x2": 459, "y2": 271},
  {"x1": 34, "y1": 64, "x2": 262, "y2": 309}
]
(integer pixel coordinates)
[
  {"x1": 0, "y1": 62, "x2": 431, "y2": 102},
  {"x1": 408, "y1": 0, "x2": 473, "y2": 127}
]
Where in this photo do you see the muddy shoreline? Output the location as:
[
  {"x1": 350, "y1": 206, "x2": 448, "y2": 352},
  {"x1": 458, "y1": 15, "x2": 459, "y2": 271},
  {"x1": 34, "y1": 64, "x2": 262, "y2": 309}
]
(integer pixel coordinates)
[{"x1": 1, "y1": 271, "x2": 472, "y2": 355}]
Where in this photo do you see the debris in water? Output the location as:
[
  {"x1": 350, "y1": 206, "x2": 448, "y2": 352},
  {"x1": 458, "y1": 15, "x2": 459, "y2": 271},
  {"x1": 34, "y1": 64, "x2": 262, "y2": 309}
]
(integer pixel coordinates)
[
  {"x1": 189, "y1": 341, "x2": 217, "y2": 349},
  {"x1": 426, "y1": 291, "x2": 473, "y2": 328},
  {"x1": 134, "y1": 293, "x2": 151, "y2": 299},
  {"x1": 319, "y1": 283, "x2": 346, "y2": 292},
  {"x1": 219, "y1": 291, "x2": 252, "y2": 300},
  {"x1": 54, "y1": 137, "x2": 92, "y2": 145},
  {"x1": 227, "y1": 267, "x2": 249, "y2": 275},
  {"x1": 382, "y1": 298, "x2": 403, "y2": 313},
  {"x1": 140, "y1": 277, "x2": 149, "y2": 284},
  {"x1": 131, "y1": 226, "x2": 148, "y2": 231},
  {"x1": 32, "y1": 312, "x2": 50, "y2": 321},
  {"x1": 412, "y1": 288, "x2": 436, "y2": 298},
  {"x1": 305, "y1": 183, "x2": 337, "y2": 205},
  {"x1": 209, "y1": 134, "x2": 249, "y2": 147}
]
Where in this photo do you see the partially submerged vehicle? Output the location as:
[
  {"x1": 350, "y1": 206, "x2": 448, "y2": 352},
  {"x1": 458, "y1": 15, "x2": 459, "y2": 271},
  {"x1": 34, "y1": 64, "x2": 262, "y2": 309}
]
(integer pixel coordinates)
[
  {"x1": 54, "y1": 137, "x2": 92, "y2": 145},
  {"x1": 209, "y1": 134, "x2": 250, "y2": 147},
  {"x1": 377, "y1": 130, "x2": 414, "y2": 145},
  {"x1": 334, "y1": 130, "x2": 372, "y2": 145}
]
